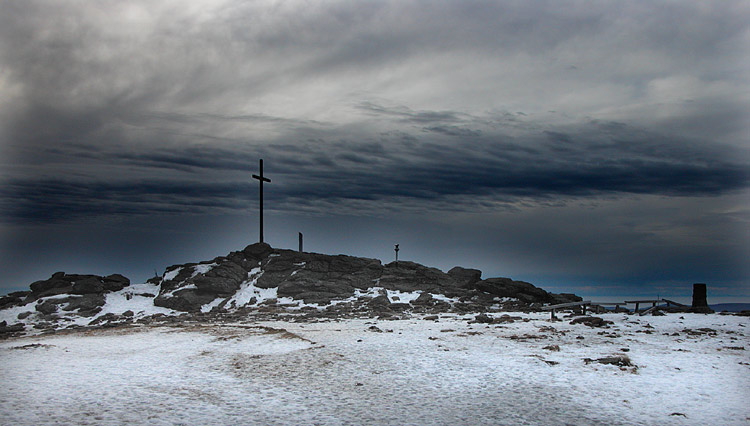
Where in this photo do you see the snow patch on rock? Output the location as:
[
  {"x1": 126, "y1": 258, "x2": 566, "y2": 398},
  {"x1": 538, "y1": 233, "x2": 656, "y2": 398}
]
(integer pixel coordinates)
[
  {"x1": 163, "y1": 267, "x2": 182, "y2": 282},
  {"x1": 191, "y1": 263, "x2": 217, "y2": 277},
  {"x1": 226, "y1": 268, "x2": 272, "y2": 308}
]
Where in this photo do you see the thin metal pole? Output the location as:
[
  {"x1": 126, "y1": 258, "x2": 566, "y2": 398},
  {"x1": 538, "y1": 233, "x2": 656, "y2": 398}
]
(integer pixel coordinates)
[
  {"x1": 259, "y1": 159, "x2": 264, "y2": 243},
  {"x1": 252, "y1": 159, "x2": 271, "y2": 244}
]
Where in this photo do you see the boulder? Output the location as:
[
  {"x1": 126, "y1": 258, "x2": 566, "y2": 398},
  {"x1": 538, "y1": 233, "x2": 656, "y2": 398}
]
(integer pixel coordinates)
[
  {"x1": 103, "y1": 274, "x2": 130, "y2": 291},
  {"x1": 255, "y1": 250, "x2": 382, "y2": 301},
  {"x1": 411, "y1": 292, "x2": 435, "y2": 306},
  {"x1": 473, "y1": 313, "x2": 494, "y2": 323},
  {"x1": 570, "y1": 316, "x2": 613, "y2": 328},
  {"x1": 29, "y1": 278, "x2": 70, "y2": 294},
  {"x1": 0, "y1": 292, "x2": 30, "y2": 309},
  {"x1": 549, "y1": 293, "x2": 583, "y2": 304},
  {"x1": 62, "y1": 294, "x2": 106, "y2": 312},
  {"x1": 193, "y1": 262, "x2": 247, "y2": 294},
  {"x1": 293, "y1": 291, "x2": 341, "y2": 305},
  {"x1": 23, "y1": 272, "x2": 130, "y2": 301},
  {"x1": 472, "y1": 277, "x2": 551, "y2": 303},
  {"x1": 368, "y1": 295, "x2": 392, "y2": 310},
  {"x1": 277, "y1": 278, "x2": 354, "y2": 301},
  {"x1": 242, "y1": 242, "x2": 274, "y2": 260},
  {"x1": 471, "y1": 313, "x2": 521, "y2": 324},
  {"x1": 154, "y1": 289, "x2": 218, "y2": 312},
  {"x1": 72, "y1": 277, "x2": 104, "y2": 294},
  {"x1": 586, "y1": 355, "x2": 633, "y2": 367},
  {"x1": 380, "y1": 261, "x2": 459, "y2": 293},
  {"x1": 0, "y1": 322, "x2": 25, "y2": 335},
  {"x1": 35, "y1": 300, "x2": 61, "y2": 315},
  {"x1": 447, "y1": 267, "x2": 482, "y2": 287}
]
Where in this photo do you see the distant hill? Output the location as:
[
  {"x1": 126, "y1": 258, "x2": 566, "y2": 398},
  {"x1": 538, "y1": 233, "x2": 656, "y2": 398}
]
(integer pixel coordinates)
[{"x1": 710, "y1": 303, "x2": 750, "y2": 312}]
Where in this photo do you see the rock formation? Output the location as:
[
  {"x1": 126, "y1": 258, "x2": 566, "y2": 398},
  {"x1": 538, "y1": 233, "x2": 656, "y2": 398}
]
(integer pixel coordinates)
[
  {"x1": 1, "y1": 242, "x2": 585, "y2": 336},
  {"x1": 1, "y1": 272, "x2": 129, "y2": 314},
  {"x1": 153, "y1": 242, "x2": 581, "y2": 313}
]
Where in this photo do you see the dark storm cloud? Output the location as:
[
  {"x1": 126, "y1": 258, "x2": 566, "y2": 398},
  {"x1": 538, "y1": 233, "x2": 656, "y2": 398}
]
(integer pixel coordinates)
[
  {"x1": 423, "y1": 126, "x2": 482, "y2": 138},
  {"x1": 0, "y1": 178, "x2": 251, "y2": 223},
  {"x1": 0, "y1": 0, "x2": 748, "y2": 297},
  {"x1": 357, "y1": 102, "x2": 467, "y2": 125},
  {"x1": 3, "y1": 115, "x2": 747, "y2": 223}
]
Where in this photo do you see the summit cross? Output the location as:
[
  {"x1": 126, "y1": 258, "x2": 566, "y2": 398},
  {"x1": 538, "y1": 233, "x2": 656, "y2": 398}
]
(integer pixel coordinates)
[{"x1": 252, "y1": 159, "x2": 271, "y2": 243}]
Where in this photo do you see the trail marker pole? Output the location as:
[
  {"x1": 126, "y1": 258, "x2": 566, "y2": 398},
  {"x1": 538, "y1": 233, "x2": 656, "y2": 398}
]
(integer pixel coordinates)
[{"x1": 252, "y1": 159, "x2": 271, "y2": 243}]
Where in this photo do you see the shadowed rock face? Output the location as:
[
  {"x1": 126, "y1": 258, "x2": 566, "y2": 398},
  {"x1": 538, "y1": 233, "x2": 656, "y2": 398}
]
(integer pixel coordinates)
[
  {"x1": 152, "y1": 243, "x2": 580, "y2": 312},
  {"x1": 21, "y1": 273, "x2": 129, "y2": 303},
  {"x1": 474, "y1": 278, "x2": 555, "y2": 303},
  {"x1": 0, "y1": 272, "x2": 131, "y2": 319},
  {"x1": 1, "y1": 243, "x2": 581, "y2": 316},
  {"x1": 448, "y1": 267, "x2": 483, "y2": 288}
]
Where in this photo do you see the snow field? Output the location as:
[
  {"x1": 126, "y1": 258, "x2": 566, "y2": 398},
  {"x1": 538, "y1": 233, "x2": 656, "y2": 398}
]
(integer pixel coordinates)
[{"x1": 0, "y1": 313, "x2": 748, "y2": 426}]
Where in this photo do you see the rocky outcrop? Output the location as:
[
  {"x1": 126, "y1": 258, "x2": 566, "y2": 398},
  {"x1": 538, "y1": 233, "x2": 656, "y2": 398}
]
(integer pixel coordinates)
[
  {"x1": 0, "y1": 321, "x2": 25, "y2": 337},
  {"x1": 24, "y1": 273, "x2": 130, "y2": 303},
  {"x1": 0, "y1": 272, "x2": 131, "y2": 335},
  {"x1": 0, "y1": 242, "x2": 583, "y2": 335},
  {"x1": 473, "y1": 277, "x2": 562, "y2": 304},
  {"x1": 35, "y1": 294, "x2": 107, "y2": 317},
  {"x1": 447, "y1": 267, "x2": 482, "y2": 288},
  {"x1": 153, "y1": 242, "x2": 580, "y2": 313},
  {"x1": 0, "y1": 291, "x2": 31, "y2": 310},
  {"x1": 261, "y1": 250, "x2": 384, "y2": 303}
]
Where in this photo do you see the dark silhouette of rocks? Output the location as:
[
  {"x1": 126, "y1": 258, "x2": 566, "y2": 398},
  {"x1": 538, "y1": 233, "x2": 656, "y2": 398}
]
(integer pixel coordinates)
[
  {"x1": 0, "y1": 272, "x2": 130, "y2": 333},
  {"x1": 2, "y1": 273, "x2": 129, "y2": 310},
  {"x1": 447, "y1": 267, "x2": 483, "y2": 287},
  {"x1": 569, "y1": 316, "x2": 613, "y2": 328},
  {"x1": 0, "y1": 242, "x2": 590, "y2": 336},
  {"x1": 0, "y1": 321, "x2": 25, "y2": 337},
  {"x1": 0, "y1": 291, "x2": 31, "y2": 310},
  {"x1": 153, "y1": 242, "x2": 581, "y2": 313}
]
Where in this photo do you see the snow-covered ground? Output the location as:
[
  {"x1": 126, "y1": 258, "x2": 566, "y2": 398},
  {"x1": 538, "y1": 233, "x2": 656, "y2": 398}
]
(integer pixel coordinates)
[{"x1": 1, "y1": 313, "x2": 748, "y2": 426}]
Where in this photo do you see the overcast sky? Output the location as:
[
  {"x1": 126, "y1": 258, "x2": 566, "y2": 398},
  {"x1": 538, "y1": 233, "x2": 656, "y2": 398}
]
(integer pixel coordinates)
[{"x1": 1, "y1": 0, "x2": 748, "y2": 302}]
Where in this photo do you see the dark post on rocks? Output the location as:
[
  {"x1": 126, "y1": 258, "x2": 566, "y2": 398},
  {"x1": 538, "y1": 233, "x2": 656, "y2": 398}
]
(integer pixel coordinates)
[
  {"x1": 692, "y1": 283, "x2": 708, "y2": 307},
  {"x1": 691, "y1": 283, "x2": 713, "y2": 313}
]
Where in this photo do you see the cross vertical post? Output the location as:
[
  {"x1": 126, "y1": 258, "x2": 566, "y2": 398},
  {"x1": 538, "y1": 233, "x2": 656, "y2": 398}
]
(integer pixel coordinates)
[{"x1": 252, "y1": 159, "x2": 271, "y2": 243}]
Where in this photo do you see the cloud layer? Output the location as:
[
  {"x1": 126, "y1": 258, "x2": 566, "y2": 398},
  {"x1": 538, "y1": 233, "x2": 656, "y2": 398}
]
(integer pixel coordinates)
[{"x1": 0, "y1": 0, "x2": 748, "y2": 295}]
